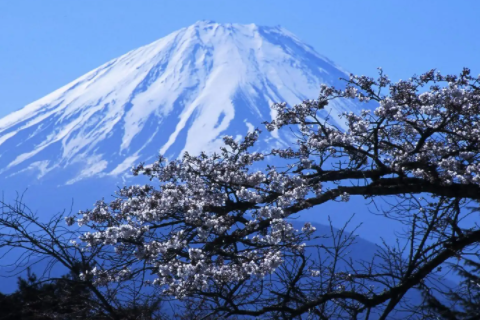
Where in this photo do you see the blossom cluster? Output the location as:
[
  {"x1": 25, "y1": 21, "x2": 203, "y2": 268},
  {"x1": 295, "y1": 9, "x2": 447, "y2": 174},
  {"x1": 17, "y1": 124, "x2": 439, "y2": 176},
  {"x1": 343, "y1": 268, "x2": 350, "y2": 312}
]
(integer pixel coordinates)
[
  {"x1": 70, "y1": 130, "x2": 317, "y2": 297},
  {"x1": 267, "y1": 68, "x2": 480, "y2": 187}
]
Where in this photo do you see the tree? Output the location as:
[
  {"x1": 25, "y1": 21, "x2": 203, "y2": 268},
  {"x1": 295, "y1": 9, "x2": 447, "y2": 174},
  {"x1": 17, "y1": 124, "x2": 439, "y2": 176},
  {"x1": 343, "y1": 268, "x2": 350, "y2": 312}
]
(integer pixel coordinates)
[
  {"x1": 421, "y1": 202, "x2": 480, "y2": 320},
  {"x1": 422, "y1": 256, "x2": 480, "y2": 320},
  {"x1": 0, "y1": 198, "x2": 167, "y2": 320},
  {"x1": 66, "y1": 68, "x2": 480, "y2": 319},
  {"x1": 3, "y1": 68, "x2": 480, "y2": 319},
  {"x1": 0, "y1": 268, "x2": 95, "y2": 320},
  {"x1": 0, "y1": 267, "x2": 168, "y2": 320}
]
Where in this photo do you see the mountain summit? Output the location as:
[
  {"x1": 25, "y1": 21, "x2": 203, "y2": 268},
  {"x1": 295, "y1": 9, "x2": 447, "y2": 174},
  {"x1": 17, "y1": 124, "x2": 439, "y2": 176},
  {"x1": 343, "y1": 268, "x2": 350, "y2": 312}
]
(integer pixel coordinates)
[{"x1": 0, "y1": 21, "x2": 359, "y2": 186}]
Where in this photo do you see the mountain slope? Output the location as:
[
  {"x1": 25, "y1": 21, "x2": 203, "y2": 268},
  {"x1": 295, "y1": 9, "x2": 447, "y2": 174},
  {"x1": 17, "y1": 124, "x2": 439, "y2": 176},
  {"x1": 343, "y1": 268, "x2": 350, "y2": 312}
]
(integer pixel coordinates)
[{"x1": 0, "y1": 21, "x2": 360, "y2": 186}]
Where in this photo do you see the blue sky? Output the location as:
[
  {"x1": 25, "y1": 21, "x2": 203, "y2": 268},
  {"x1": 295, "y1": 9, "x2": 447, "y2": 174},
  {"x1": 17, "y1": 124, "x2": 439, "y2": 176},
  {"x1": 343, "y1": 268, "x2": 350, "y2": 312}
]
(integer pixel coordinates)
[{"x1": 1, "y1": 1, "x2": 479, "y2": 117}]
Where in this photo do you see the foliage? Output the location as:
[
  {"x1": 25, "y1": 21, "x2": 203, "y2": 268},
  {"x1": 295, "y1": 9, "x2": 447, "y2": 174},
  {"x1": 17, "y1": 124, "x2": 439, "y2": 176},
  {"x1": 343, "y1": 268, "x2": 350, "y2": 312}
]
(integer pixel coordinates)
[{"x1": 0, "y1": 269, "x2": 96, "y2": 319}]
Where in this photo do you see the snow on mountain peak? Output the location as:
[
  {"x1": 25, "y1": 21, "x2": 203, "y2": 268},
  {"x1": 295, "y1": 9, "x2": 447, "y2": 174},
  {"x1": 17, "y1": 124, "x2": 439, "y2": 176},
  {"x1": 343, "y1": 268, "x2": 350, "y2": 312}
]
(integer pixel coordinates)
[{"x1": 0, "y1": 22, "x2": 361, "y2": 185}]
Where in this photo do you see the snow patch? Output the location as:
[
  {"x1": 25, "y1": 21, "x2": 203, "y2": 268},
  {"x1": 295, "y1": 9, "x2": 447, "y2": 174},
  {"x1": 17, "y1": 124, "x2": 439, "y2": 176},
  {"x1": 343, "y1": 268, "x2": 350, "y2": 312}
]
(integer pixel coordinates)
[{"x1": 109, "y1": 155, "x2": 140, "y2": 176}]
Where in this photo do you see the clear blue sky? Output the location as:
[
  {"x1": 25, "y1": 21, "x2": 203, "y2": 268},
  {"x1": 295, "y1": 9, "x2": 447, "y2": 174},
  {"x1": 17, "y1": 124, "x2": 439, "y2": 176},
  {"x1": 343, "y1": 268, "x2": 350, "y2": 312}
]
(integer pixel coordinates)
[{"x1": 1, "y1": 0, "x2": 479, "y2": 117}]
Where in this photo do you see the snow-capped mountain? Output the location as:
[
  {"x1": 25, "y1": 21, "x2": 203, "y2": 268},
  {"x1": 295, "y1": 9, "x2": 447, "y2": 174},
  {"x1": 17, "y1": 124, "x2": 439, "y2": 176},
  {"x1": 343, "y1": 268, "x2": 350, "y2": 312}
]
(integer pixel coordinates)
[
  {"x1": 0, "y1": 21, "x2": 360, "y2": 187},
  {"x1": 0, "y1": 23, "x2": 459, "y2": 313}
]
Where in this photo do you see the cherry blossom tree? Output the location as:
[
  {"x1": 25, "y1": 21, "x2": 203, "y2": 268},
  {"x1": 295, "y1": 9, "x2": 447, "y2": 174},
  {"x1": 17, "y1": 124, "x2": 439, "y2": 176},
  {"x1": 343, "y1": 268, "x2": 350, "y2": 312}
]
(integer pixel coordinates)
[
  {"x1": 4, "y1": 68, "x2": 480, "y2": 319},
  {"x1": 69, "y1": 67, "x2": 480, "y2": 319}
]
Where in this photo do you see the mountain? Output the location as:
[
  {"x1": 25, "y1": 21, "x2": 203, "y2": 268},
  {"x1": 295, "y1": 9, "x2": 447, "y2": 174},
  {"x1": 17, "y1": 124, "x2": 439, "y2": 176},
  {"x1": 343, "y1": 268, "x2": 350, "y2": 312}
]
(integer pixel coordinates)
[
  {"x1": 0, "y1": 22, "x2": 458, "y2": 317},
  {"x1": 0, "y1": 20, "x2": 360, "y2": 189}
]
